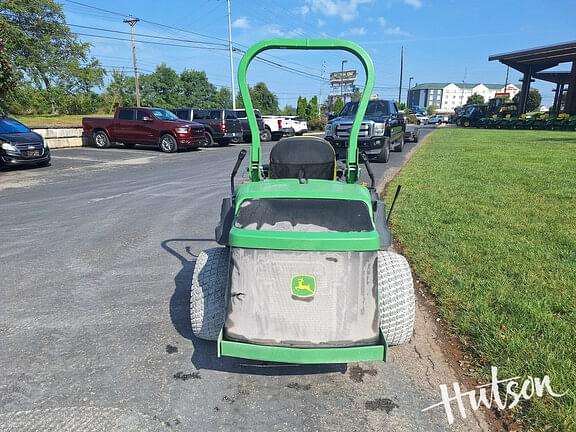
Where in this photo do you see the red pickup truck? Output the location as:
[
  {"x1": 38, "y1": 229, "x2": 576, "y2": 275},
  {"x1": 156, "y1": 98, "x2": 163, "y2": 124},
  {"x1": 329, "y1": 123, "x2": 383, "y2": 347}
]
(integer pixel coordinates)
[{"x1": 82, "y1": 107, "x2": 205, "y2": 153}]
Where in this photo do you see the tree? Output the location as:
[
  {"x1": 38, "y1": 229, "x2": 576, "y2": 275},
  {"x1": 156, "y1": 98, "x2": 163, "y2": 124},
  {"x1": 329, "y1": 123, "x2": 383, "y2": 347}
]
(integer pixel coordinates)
[
  {"x1": 179, "y1": 69, "x2": 219, "y2": 108},
  {"x1": 0, "y1": 35, "x2": 17, "y2": 112},
  {"x1": 1, "y1": 0, "x2": 105, "y2": 112},
  {"x1": 351, "y1": 87, "x2": 362, "y2": 102},
  {"x1": 102, "y1": 71, "x2": 136, "y2": 111},
  {"x1": 140, "y1": 64, "x2": 184, "y2": 108},
  {"x1": 513, "y1": 88, "x2": 542, "y2": 112},
  {"x1": 426, "y1": 104, "x2": 438, "y2": 115},
  {"x1": 466, "y1": 93, "x2": 484, "y2": 105},
  {"x1": 296, "y1": 96, "x2": 307, "y2": 118},
  {"x1": 215, "y1": 87, "x2": 232, "y2": 108},
  {"x1": 333, "y1": 97, "x2": 344, "y2": 115},
  {"x1": 281, "y1": 104, "x2": 296, "y2": 116},
  {"x1": 236, "y1": 82, "x2": 279, "y2": 114},
  {"x1": 306, "y1": 96, "x2": 319, "y2": 121},
  {"x1": 397, "y1": 102, "x2": 407, "y2": 110}
]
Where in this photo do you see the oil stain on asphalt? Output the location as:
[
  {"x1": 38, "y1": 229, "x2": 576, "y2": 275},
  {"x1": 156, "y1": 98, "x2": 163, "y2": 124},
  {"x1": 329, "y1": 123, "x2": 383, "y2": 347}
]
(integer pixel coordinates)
[
  {"x1": 173, "y1": 371, "x2": 201, "y2": 381},
  {"x1": 286, "y1": 382, "x2": 312, "y2": 391},
  {"x1": 365, "y1": 398, "x2": 399, "y2": 413},
  {"x1": 348, "y1": 365, "x2": 378, "y2": 383}
]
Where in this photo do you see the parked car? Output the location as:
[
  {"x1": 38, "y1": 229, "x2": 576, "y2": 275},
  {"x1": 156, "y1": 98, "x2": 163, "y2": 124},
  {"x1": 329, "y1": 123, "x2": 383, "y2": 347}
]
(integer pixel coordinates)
[
  {"x1": 427, "y1": 114, "x2": 448, "y2": 125},
  {"x1": 415, "y1": 113, "x2": 428, "y2": 125},
  {"x1": 283, "y1": 116, "x2": 309, "y2": 135},
  {"x1": 170, "y1": 108, "x2": 242, "y2": 146},
  {"x1": 82, "y1": 107, "x2": 205, "y2": 153},
  {"x1": 231, "y1": 109, "x2": 266, "y2": 142},
  {"x1": 404, "y1": 124, "x2": 419, "y2": 142},
  {"x1": 0, "y1": 116, "x2": 51, "y2": 169},
  {"x1": 324, "y1": 99, "x2": 405, "y2": 163}
]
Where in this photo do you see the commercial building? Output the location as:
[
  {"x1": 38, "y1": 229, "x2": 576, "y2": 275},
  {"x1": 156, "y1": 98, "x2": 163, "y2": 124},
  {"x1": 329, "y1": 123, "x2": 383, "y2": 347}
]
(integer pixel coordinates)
[{"x1": 407, "y1": 83, "x2": 520, "y2": 112}]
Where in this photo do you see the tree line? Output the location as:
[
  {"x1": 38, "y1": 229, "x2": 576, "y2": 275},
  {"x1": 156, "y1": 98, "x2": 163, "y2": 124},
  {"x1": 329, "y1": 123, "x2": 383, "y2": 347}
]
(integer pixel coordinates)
[{"x1": 0, "y1": 0, "x2": 326, "y2": 123}]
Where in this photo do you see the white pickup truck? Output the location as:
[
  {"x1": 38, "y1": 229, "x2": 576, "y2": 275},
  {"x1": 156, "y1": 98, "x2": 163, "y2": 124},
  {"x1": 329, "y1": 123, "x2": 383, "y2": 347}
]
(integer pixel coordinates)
[
  {"x1": 261, "y1": 115, "x2": 291, "y2": 141},
  {"x1": 282, "y1": 116, "x2": 308, "y2": 136}
]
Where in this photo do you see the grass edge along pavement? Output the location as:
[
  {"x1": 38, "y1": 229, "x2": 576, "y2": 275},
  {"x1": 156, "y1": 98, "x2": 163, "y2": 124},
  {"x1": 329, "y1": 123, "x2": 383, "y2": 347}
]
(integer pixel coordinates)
[{"x1": 384, "y1": 128, "x2": 576, "y2": 431}]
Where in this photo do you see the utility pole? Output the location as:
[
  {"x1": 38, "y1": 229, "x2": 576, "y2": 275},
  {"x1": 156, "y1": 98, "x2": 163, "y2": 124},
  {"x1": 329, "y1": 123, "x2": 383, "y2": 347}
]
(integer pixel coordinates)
[
  {"x1": 407, "y1": 76, "x2": 414, "y2": 105},
  {"x1": 124, "y1": 16, "x2": 141, "y2": 107},
  {"x1": 398, "y1": 46, "x2": 404, "y2": 103},
  {"x1": 319, "y1": 60, "x2": 326, "y2": 118},
  {"x1": 226, "y1": 0, "x2": 236, "y2": 109},
  {"x1": 460, "y1": 67, "x2": 467, "y2": 106}
]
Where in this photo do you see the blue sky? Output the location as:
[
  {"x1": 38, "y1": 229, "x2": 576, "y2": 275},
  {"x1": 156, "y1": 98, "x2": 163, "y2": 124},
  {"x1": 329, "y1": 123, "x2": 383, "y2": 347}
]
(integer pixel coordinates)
[{"x1": 62, "y1": 0, "x2": 576, "y2": 108}]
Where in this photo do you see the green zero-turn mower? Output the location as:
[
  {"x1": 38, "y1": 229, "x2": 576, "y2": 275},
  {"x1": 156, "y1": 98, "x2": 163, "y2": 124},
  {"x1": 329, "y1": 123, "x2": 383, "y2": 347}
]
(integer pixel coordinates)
[{"x1": 190, "y1": 39, "x2": 415, "y2": 364}]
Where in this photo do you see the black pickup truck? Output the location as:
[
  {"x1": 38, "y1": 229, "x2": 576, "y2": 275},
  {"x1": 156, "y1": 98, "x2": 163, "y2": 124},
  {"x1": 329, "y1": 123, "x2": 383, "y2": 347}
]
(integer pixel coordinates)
[
  {"x1": 324, "y1": 99, "x2": 406, "y2": 163},
  {"x1": 170, "y1": 108, "x2": 242, "y2": 146}
]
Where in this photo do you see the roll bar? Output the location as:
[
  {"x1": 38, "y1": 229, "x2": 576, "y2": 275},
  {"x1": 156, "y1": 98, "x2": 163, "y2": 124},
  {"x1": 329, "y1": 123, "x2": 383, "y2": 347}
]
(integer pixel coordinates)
[{"x1": 237, "y1": 39, "x2": 375, "y2": 183}]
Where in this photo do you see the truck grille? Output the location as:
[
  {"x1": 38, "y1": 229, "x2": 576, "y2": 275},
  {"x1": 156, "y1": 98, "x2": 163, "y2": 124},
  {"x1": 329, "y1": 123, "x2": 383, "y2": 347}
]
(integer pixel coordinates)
[{"x1": 335, "y1": 123, "x2": 371, "y2": 138}]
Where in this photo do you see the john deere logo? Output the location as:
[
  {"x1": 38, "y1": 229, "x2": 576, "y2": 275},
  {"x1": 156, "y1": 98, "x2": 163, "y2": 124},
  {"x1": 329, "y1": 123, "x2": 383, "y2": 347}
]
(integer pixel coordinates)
[{"x1": 291, "y1": 275, "x2": 316, "y2": 298}]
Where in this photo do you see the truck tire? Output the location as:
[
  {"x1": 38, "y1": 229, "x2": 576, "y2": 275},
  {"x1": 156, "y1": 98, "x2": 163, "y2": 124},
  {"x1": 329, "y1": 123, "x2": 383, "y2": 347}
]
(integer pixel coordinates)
[
  {"x1": 463, "y1": 119, "x2": 470, "y2": 127},
  {"x1": 93, "y1": 131, "x2": 111, "y2": 149},
  {"x1": 204, "y1": 131, "x2": 215, "y2": 147},
  {"x1": 375, "y1": 138, "x2": 391, "y2": 163},
  {"x1": 377, "y1": 251, "x2": 415, "y2": 346},
  {"x1": 190, "y1": 248, "x2": 229, "y2": 341},
  {"x1": 260, "y1": 128, "x2": 272, "y2": 142},
  {"x1": 393, "y1": 135, "x2": 405, "y2": 152},
  {"x1": 159, "y1": 134, "x2": 178, "y2": 153}
]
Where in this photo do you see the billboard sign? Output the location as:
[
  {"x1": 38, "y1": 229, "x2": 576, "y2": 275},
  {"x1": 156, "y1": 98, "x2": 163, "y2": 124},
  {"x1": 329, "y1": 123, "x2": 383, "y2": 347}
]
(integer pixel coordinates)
[{"x1": 330, "y1": 70, "x2": 357, "y2": 84}]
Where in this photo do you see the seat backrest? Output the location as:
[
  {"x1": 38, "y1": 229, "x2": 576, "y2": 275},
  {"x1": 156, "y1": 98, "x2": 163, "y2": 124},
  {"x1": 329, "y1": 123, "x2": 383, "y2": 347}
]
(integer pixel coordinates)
[{"x1": 269, "y1": 136, "x2": 335, "y2": 180}]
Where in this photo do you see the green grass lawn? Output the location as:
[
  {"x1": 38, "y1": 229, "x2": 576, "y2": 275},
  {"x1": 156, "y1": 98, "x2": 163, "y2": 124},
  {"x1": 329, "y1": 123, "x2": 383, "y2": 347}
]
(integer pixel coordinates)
[
  {"x1": 386, "y1": 129, "x2": 576, "y2": 430},
  {"x1": 15, "y1": 113, "x2": 110, "y2": 128}
]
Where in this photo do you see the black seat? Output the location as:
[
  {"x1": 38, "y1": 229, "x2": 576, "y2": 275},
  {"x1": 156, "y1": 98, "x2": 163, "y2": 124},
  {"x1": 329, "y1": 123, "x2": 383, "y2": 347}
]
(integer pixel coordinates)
[{"x1": 269, "y1": 136, "x2": 336, "y2": 180}]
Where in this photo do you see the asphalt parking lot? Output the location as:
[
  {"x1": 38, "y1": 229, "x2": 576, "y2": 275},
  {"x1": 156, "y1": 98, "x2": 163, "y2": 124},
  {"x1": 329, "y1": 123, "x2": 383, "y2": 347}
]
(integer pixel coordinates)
[{"x1": 0, "y1": 126, "x2": 489, "y2": 431}]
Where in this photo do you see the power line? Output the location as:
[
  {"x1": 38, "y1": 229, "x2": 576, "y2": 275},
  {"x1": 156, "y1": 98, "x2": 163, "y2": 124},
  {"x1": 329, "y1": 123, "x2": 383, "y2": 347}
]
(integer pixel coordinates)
[
  {"x1": 73, "y1": 32, "x2": 228, "y2": 51},
  {"x1": 68, "y1": 24, "x2": 228, "y2": 47}
]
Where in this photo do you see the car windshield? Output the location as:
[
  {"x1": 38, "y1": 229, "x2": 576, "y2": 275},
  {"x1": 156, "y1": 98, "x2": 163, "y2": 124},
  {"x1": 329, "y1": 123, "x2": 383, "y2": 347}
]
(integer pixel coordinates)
[
  {"x1": 0, "y1": 118, "x2": 30, "y2": 134},
  {"x1": 151, "y1": 109, "x2": 179, "y2": 121},
  {"x1": 339, "y1": 101, "x2": 390, "y2": 117}
]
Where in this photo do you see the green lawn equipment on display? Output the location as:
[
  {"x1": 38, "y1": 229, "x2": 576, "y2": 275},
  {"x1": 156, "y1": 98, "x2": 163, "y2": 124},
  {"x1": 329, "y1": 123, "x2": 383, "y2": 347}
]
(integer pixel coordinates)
[{"x1": 190, "y1": 39, "x2": 415, "y2": 364}]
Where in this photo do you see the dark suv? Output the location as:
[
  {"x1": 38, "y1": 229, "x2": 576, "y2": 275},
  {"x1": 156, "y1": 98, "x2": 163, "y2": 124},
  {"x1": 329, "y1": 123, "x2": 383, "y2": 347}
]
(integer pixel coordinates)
[
  {"x1": 170, "y1": 108, "x2": 242, "y2": 146},
  {"x1": 0, "y1": 116, "x2": 50, "y2": 169}
]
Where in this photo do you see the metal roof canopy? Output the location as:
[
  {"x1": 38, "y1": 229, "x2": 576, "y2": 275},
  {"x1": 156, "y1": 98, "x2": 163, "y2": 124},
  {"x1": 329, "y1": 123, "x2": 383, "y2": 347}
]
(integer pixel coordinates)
[
  {"x1": 489, "y1": 41, "x2": 576, "y2": 72},
  {"x1": 489, "y1": 41, "x2": 576, "y2": 114}
]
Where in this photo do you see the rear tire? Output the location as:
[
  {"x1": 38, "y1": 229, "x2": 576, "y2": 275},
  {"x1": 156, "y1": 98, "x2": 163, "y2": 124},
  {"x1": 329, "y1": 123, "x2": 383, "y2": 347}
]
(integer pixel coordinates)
[
  {"x1": 204, "y1": 132, "x2": 215, "y2": 147},
  {"x1": 93, "y1": 131, "x2": 110, "y2": 149},
  {"x1": 190, "y1": 248, "x2": 229, "y2": 341},
  {"x1": 375, "y1": 138, "x2": 391, "y2": 163},
  {"x1": 260, "y1": 128, "x2": 272, "y2": 142},
  {"x1": 377, "y1": 251, "x2": 415, "y2": 346},
  {"x1": 393, "y1": 135, "x2": 405, "y2": 152}
]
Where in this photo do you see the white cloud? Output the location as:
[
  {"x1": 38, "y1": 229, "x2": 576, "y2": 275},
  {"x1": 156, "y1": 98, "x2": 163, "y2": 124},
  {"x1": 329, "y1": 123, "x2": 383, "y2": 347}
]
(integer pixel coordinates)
[
  {"x1": 298, "y1": 5, "x2": 311, "y2": 15},
  {"x1": 376, "y1": 17, "x2": 411, "y2": 36},
  {"x1": 262, "y1": 24, "x2": 305, "y2": 38},
  {"x1": 403, "y1": 0, "x2": 422, "y2": 8},
  {"x1": 340, "y1": 26, "x2": 367, "y2": 36},
  {"x1": 304, "y1": 0, "x2": 373, "y2": 22},
  {"x1": 317, "y1": 19, "x2": 326, "y2": 28},
  {"x1": 232, "y1": 17, "x2": 250, "y2": 30}
]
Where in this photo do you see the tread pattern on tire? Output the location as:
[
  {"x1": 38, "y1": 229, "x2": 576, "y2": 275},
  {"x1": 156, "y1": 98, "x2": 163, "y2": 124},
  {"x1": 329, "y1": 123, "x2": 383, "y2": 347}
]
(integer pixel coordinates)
[
  {"x1": 377, "y1": 251, "x2": 415, "y2": 346},
  {"x1": 190, "y1": 248, "x2": 229, "y2": 341}
]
